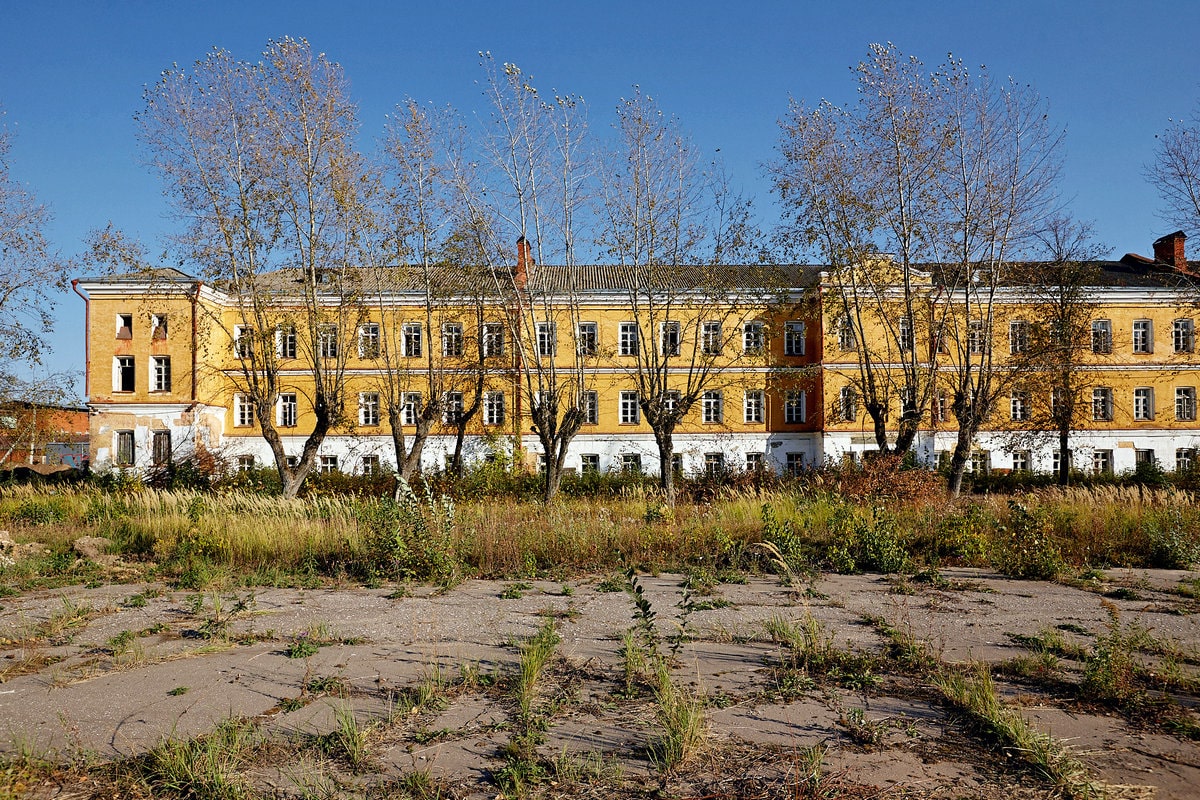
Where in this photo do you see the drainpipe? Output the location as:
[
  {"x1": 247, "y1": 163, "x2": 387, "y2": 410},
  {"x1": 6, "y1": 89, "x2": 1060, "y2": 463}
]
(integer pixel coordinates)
[
  {"x1": 191, "y1": 281, "x2": 202, "y2": 403},
  {"x1": 71, "y1": 279, "x2": 90, "y2": 400}
]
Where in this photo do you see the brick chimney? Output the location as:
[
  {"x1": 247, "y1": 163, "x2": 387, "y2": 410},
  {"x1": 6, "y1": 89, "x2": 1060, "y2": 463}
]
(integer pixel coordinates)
[
  {"x1": 515, "y1": 235, "x2": 533, "y2": 287},
  {"x1": 1153, "y1": 230, "x2": 1188, "y2": 272}
]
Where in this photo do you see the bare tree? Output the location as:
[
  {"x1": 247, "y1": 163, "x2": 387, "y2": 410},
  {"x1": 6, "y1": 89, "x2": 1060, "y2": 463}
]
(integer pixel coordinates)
[
  {"x1": 137, "y1": 39, "x2": 370, "y2": 498},
  {"x1": 0, "y1": 106, "x2": 63, "y2": 370},
  {"x1": 772, "y1": 45, "x2": 948, "y2": 457},
  {"x1": 470, "y1": 56, "x2": 594, "y2": 503},
  {"x1": 599, "y1": 89, "x2": 764, "y2": 504},
  {"x1": 1148, "y1": 101, "x2": 1200, "y2": 232}
]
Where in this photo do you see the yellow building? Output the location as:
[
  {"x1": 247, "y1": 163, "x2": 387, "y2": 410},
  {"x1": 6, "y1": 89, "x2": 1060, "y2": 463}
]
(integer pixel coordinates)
[{"x1": 74, "y1": 233, "x2": 1200, "y2": 477}]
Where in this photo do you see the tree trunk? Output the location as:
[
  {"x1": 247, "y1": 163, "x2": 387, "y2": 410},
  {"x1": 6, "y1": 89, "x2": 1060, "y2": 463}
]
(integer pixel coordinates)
[
  {"x1": 654, "y1": 428, "x2": 676, "y2": 506},
  {"x1": 947, "y1": 427, "x2": 973, "y2": 498},
  {"x1": 1057, "y1": 428, "x2": 1071, "y2": 486}
]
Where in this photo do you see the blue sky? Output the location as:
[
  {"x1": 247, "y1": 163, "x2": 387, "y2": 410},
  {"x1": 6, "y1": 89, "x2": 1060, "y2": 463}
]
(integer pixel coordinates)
[{"x1": 2, "y1": 1, "x2": 1198, "y2": 398}]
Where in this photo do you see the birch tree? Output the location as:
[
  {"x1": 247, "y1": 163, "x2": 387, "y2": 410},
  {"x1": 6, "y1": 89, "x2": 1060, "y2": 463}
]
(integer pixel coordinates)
[
  {"x1": 138, "y1": 38, "x2": 370, "y2": 498},
  {"x1": 1148, "y1": 99, "x2": 1200, "y2": 233}
]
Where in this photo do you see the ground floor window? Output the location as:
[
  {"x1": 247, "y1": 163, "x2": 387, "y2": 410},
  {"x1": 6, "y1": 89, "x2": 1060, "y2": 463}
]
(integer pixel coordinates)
[
  {"x1": 745, "y1": 452, "x2": 764, "y2": 472},
  {"x1": 319, "y1": 455, "x2": 339, "y2": 474},
  {"x1": 1092, "y1": 449, "x2": 1113, "y2": 475},
  {"x1": 704, "y1": 452, "x2": 725, "y2": 477},
  {"x1": 1011, "y1": 450, "x2": 1030, "y2": 472},
  {"x1": 580, "y1": 453, "x2": 600, "y2": 474},
  {"x1": 785, "y1": 452, "x2": 804, "y2": 476},
  {"x1": 1177, "y1": 448, "x2": 1196, "y2": 472},
  {"x1": 361, "y1": 455, "x2": 380, "y2": 475},
  {"x1": 115, "y1": 430, "x2": 134, "y2": 466},
  {"x1": 621, "y1": 453, "x2": 642, "y2": 474},
  {"x1": 152, "y1": 430, "x2": 171, "y2": 466}
]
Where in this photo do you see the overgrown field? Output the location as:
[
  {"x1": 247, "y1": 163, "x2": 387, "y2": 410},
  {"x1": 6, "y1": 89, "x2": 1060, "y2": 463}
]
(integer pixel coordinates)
[{"x1": 2, "y1": 474, "x2": 1199, "y2": 592}]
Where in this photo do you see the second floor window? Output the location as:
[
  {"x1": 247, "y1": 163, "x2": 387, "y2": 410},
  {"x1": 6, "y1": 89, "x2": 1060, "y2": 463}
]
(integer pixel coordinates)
[
  {"x1": 278, "y1": 393, "x2": 297, "y2": 427},
  {"x1": 442, "y1": 323, "x2": 463, "y2": 357},
  {"x1": 1091, "y1": 319, "x2": 1113, "y2": 354},
  {"x1": 619, "y1": 390, "x2": 640, "y2": 424},
  {"x1": 115, "y1": 356, "x2": 135, "y2": 392},
  {"x1": 580, "y1": 390, "x2": 599, "y2": 424},
  {"x1": 276, "y1": 327, "x2": 297, "y2": 359},
  {"x1": 931, "y1": 390, "x2": 948, "y2": 424},
  {"x1": 1134, "y1": 387, "x2": 1154, "y2": 421},
  {"x1": 785, "y1": 390, "x2": 806, "y2": 424},
  {"x1": 967, "y1": 321, "x2": 988, "y2": 355},
  {"x1": 1176, "y1": 387, "x2": 1197, "y2": 421},
  {"x1": 442, "y1": 391, "x2": 464, "y2": 425},
  {"x1": 661, "y1": 321, "x2": 681, "y2": 356},
  {"x1": 234, "y1": 394, "x2": 256, "y2": 427},
  {"x1": 1175, "y1": 318, "x2": 1195, "y2": 353},
  {"x1": 359, "y1": 392, "x2": 380, "y2": 426},
  {"x1": 743, "y1": 321, "x2": 765, "y2": 354},
  {"x1": 1010, "y1": 390, "x2": 1030, "y2": 421},
  {"x1": 401, "y1": 392, "x2": 421, "y2": 426},
  {"x1": 402, "y1": 323, "x2": 423, "y2": 357},
  {"x1": 838, "y1": 386, "x2": 858, "y2": 422},
  {"x1": 1133, "y1": 320, "x2": 1153, "y2": 354},
  {"x1": 484, "y1": 391, "x2": 505, "y2": 426},
  {"x1": 358, "y1": 323, "x2": 380, "y2": 358},
  {"x1": 898, "y1": 316, "x2": 914, "y2": 352},
  {"x1": 318, "y1": 325, "x2": 338, "y2": 359},
  {"x1": 744, "y1": 390, "x2": 764, "y2": 424},
  {"x1": 576, "y1": 322, "x2": 597, "y2": 356},
  {"x1": 837, "y1": 316, "x2": 856, "y2": 351},
  {"x1": 702, "y1": 391, "x2": 723, "y2": 424},
  {"x1": 1092, "y1": 387, "x2": 1114, "y2": 421},
  {"x1": 151, "y1": 357, "x2": 171, "y2": 392}
]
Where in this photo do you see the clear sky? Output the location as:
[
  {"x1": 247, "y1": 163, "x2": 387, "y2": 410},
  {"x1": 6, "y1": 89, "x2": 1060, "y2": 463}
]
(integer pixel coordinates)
[{"x1": 2, "y1": 0, "x2": 1198, "y2": 399}]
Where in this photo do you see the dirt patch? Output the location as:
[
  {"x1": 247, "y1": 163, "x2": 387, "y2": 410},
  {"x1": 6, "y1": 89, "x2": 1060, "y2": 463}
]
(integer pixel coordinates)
[{"x1": 2, "y1": 567, "x2": 1198, "y2": 798}]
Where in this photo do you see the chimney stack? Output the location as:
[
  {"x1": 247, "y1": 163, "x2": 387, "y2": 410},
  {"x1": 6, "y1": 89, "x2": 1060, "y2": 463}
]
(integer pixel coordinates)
[
  {"x1": 515, "y1": 235, "x2": 533, "y2": 287},
  {"x1": 1153, "y1": 230, "x2": 1188, "y2": 272}
]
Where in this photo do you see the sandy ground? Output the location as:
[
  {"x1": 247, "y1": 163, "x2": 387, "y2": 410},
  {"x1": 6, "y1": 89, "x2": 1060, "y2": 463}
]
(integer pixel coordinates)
[{"x1": 2, "y1": 566, "x2": 1199, "y2": 798}]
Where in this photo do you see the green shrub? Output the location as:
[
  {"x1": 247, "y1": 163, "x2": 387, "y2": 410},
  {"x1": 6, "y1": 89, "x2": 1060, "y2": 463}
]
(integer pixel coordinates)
[
  {"x1": 990, "y1": 501, "x2": 1063, "y2": 579},
  {"x1": 1144, "y1": 508, "x2": 1200, "y2": 568}
]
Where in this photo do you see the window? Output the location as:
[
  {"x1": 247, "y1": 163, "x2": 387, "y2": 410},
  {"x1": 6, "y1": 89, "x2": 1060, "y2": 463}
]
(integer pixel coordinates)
[
  {"x1": 1136, "y1": 449, "x2": 1156, "y2": 466},
  {"x1": 662, "y1": 390, "x2": 680, "y2": 416},
  {"x1": 897, "y1": 316, "x2": 914, "y2": 352},
  {"x1": 401, "y1": 392, "x2": 421, "y2": 426},
  {"x1": 482, "y1": 323, "x2": 505, "y2": 357},
  {"x1": 581, "y1": 390, "x2": 599, "y2": 425},
  {"x1": 1132, "y1": 319, "x2": 1153, "y2": 354},
  {"x1": 115, "y1": 430, "x2": 134, "y2": 466},
  {"x1": 743, "y1": 321, "x2": 765, "y2": 354},
  {"x1": 536, "y1": 322, "x2": 556, "y2": 357},
  {"x1": 361, "y1": 455, "x2": 380, "y2": 475},
  {"x1": 932, "y1": 325, "x2": 949, "y2": 355},
  {"x1": 359, "y1": 392, "x2": 380, "y2": 427},
  {"x1": 402, "y1": 323, "x2": 423, "y2": 357},
  {"x1": 785, "y1": 452, "x2": 804, "y2": 476},
  {"x1": 234, "y1": 394, "x2": 256, "y2": 427},
  {"x1": 575, "y1": 322, "x2": 597, "y2": 357},
  {"x1": 1176, "y1": 387, "x2": 1197, "y2": 421},
  {"x1": 1093, "y1": 449, "x2": 1113, "y2": 476},
  {"x1": 931, "y1": 390, "x2": 948, "y2": 424},
  {"x1": 151, "y1": 357, "x2": 171, "y2": 392},
  {"x1": 619, "y1": 390, "x2": 640, "y2": 424},
  {"x1": 1091, "y1": 319, "x2": 1113, "y2": 354},
  {"x1": 1012, "y1": 450, "x2": 1031, "y2": 472},
  {"x1": 743, "y1": 390, "x2": 764, "y2": 424},
  {"x1": 967, "y1": 321, "x2": 988, "y2": 355},
  {"x1": 580, "y1": 453, "x2": 600, "y2": 474},
  {"x1": 671, "y1": 453, "x2": 684, "y2": 476},
  {"x1": 1177, "y1": 448, "x2": 1196, "y2": 473},
  {"x1": 1010, "y1": 390, "x2": 1030, "y2": 421},
  {"x1": 114, "y1": 356, "x2": 135, "y2": 392},
  {"x1": 1050, "y1": 387, "x2": 1067, "y2": 420},
  {"x1": 278, "y1": 393, "x2": 298, "y2": 427},
  {"x1": 1009, "y1": 320, "x2": 1030, "y2": 354},
  {"x1": 1134, "y1": 387, "x2": 1155, "y2": 421},
  {"x1": 537, "y1": 453, "x2": 549, "y2": 474},
  {"x1": 900, "y1": 387, "x2": 917, "y2": 416},
  {"x1": 318, "y1": 325, "x2": 338, "y2": 359},
  {"x1": 1175, "y1": 319, "x2": 1195, "y2": 354},
  {"x1": 152, "y1": 431, "x2": 172, "y2": 466},
  {"x1": 116, "y1": 313, "x2": 133, "y2": 340},
  {"x1": 838, "y1": 386, "x2": 858, "y2": 422},
  {"x1": 152, "y1": 314, "x2": 168, "y2": 340},
  {"x1": 234, "y1": 326, "x2": 254, "y2": 358},
  {"x1": 837, "y1": 316, "x2": 856, "y2": 351},
  {"x1": 621, "y1": 453, "x2": 642, "y2": 474},
  {"x1": 660, "y1": 321, "x2": 681, "y2": 356},
  {"x1": 237, "y1": 455, "x2": 255, "y2": 472},
  {"x1": 442, "y1": 323, "x2": 463, "y2": 357},
  {"x1": 704, "y1": 452, "x2": 726, "y2": 477},
  {"x1": 784, "y1": 390, "x2": 806, "y2": 424},
  {"x1": 1092, "y1": 387, "x2": 1113, "y2": 421},
  {"x1": 785, "y1": 321, "x2": 806, "y2": 356},
  {"x1": 619, "y1": 322, "x2": 639, "y2": 356},
  {"x1": 1052, "y1": 449, "x2": 1072, "y2": 475},
  {"x1": 701, "y1": 321, "x2": 723, "y2": 355},
  {"x1": 745, "y1": 452, "x2": 764, "y2": 472},
  {"x1": 358, "y1": 323, "x2": 380, "y2": 358},
  {"x1": 484, "y1": 391, "x2": 505, "y2": 426},
  {"x1": 285, "y1": 455, "x2": 299, "y2": 469},
  {"x1": 702, "y1": 391, "x2": 723, "y2": 424},
  {"x1": 318, "y1": 455, "x2": 339, "y2": 474},
  {"x1": 276, "y1": 327, "x2": 297, "y2": 359},
  {"x1": 534, "y1": 391, "x2": 554, "y2": 418},
  {"x1": 442, "y1": 392, "x2": 464, "y2": 425}
]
